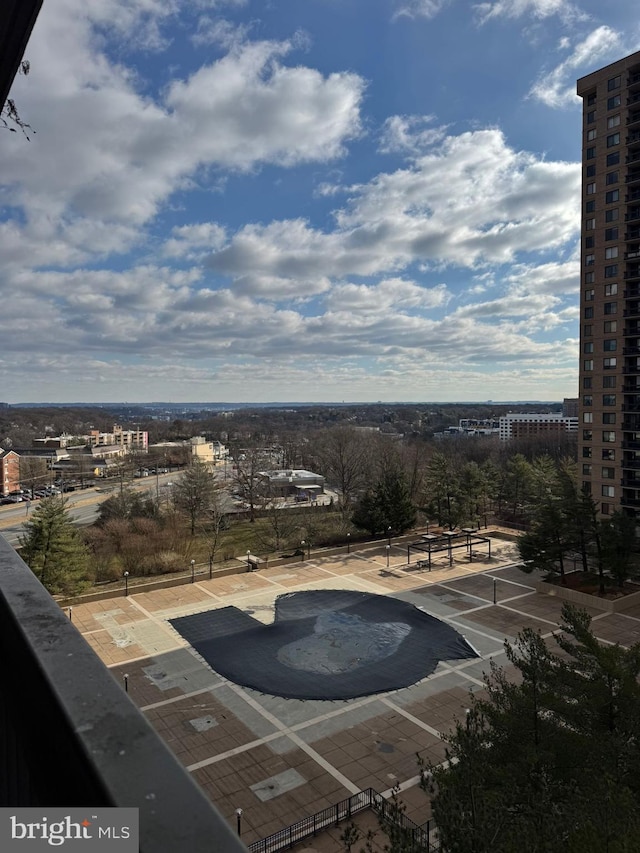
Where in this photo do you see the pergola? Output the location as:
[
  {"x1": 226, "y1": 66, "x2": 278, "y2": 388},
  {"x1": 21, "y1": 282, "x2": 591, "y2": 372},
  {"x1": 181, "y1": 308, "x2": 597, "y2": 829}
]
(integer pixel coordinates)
[{"x1": 407, "y1": 528, "x2": 492, "y2": 571}]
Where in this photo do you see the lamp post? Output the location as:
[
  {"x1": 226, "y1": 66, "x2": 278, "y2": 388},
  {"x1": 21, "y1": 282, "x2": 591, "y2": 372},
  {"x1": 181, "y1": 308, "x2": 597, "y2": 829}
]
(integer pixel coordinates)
[
  {"x1": 67, "y1": 606, "x2": 73, "y2": 622},
  {"x1": 246, "y1": 550, "x2": 251, "y2": 571},
  {"x1": 387, "y1": 526, "x2": 392, "y2": 547},
  {"x1": 346, "y1": 532, "x2": 351, "y2": 554},
  {"x1": 300, "y1": 540, "x2": 305, "y2": 561},
  {"x1": 123, "y1": 571, "x2": 129, "y2": 597},
  {"x1": 209, "y1": 555, "x2": 213, "y2": 580},
  {"x1": 190, "y1": 559, "x2": 195, "y2": 584},
  {"x1": 235, "y1": 808, "x2": 243, "y2": 837},
  {"x1": 386, "y1": 544, "x2": 390, "y2": 568},
  {"x1": 124, "y1": 674, "x2": 129, "y2": 693}
]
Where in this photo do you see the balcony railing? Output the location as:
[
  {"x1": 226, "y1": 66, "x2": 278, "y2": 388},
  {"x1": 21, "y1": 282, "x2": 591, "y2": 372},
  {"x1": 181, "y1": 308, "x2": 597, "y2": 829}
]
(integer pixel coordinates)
[
  {"x1": 0, "y1": 537, "x2": 246, "y2": 853},
  {"x1": 626, "y1": 228, "x2": 640, "y2": 240}
]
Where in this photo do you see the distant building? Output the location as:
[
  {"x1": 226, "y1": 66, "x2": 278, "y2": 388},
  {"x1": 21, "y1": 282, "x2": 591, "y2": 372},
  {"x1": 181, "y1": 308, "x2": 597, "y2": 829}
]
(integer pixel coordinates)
[
  {"x1": 499, "y1": 413, "x2": 578, "y2": 442},
  {"x1": 258, "y1": 469, "x2": 325, "y2": 500},
  {"x1": 0, "y1": 449, "x2": 20, "y2": 496},
  {"x1": 87, "y1": 425, "x2": 148, "y2": 451},
  {"x1": 562, "y1": 398, "x2": 579, "y2": 418},
  {"x1": 189, "y1": 437, "x2": 229, "y2": 465}
]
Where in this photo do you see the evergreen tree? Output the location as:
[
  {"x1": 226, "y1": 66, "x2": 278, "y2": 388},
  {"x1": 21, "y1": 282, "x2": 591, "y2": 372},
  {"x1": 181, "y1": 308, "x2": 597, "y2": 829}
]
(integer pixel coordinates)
[
  {"x1": 19, "y1": 497, "x2": 91, "y2": 595},
  {"x1": 352, "y1": 470, "x2": 416, "y2": 536},
  {"x1": 424, "y1": 605, "x2": 640, "y2": 853}
]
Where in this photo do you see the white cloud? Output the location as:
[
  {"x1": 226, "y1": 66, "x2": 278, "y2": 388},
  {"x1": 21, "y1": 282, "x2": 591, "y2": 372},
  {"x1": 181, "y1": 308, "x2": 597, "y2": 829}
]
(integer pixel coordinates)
[
  {"x1": 529, "y1": 26, "x2": 624, "y2": 108},
  {"x1": 207, "y1": 128, "x2": 580, "y2": 296},
  {"x1": 474, "y1": 0, "x2": 586, "y2": 25},
  {"x1": 392, "y1": 0, "x2": 451, "y2": 21},
  {"x1": 326, "y1": 279, "x2": 449, "y2": 313},
  {"x1": 2, "y1": 0, "x2": 365, "y2": 260},
  {"x1": 379, "y1": 115, "x2": 449, "y2": 155}
]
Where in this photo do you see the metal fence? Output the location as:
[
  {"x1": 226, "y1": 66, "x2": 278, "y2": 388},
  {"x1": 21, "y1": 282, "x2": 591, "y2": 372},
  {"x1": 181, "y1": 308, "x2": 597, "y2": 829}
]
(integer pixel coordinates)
[{"x1": 248, "y1": 788, "x2": 439, "y2": 853}]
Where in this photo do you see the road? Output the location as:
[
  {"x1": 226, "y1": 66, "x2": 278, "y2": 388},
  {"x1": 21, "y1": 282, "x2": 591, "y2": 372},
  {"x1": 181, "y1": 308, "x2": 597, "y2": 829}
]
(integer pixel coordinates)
[{"x1": 0, "y1": 473, "x2": 178, "y2": 547}]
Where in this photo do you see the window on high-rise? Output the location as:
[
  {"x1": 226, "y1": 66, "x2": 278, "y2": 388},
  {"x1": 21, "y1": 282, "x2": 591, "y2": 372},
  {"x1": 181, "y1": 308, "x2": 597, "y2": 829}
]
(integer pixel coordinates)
[
  {"x1": 608, "y1": 95, "x2": 621, "y2": 109},
  {"x1": 583, "y1": 394, "x2": 593, "y2": 405},
  {"x1": 584, "y1": 342, "x2": 594, "y2": 353},
  {"x1": 585, "y1": 272, "x2": 594, "y2": 283},
  {"x1": 602, "y1": 448, "x2": 615, "y2": 460},
  {"x1": 605, "y1": 247, "x2": 618, "y2": 259},
  {"x1": 587, "y1": 91, "x2": 597, "y2": 104},
  {"x1": 602, "y1": 413, "x2": 616, "y2": 424},
  {"x1": 583, "y1": 464, "x2": 592, "y2": 475},
  {"x1": 605, "y1": 190, "x2": 619, "y2": 203},
  {"x1": 607, "y1": 115, "x2": 620, "y2": 129},
  {"x1": 603, "y1": 357, "x2": 617, "y2": 369},
  {"x1": 587, "y1": 182, "x2": 597, "y2": 194},
  {"x1": 601, "y1": 503, "x2": 610, "y2": 515},
  {"x1": 584, "y1": 324, "x2": 593, "y2": 336},
  {"x1": 587, "y1": 129, "x2": 597, "y2": 141},
  {"x1": 602, "y1": 394, "x2": 616, "y2": 405},
  {"x1": 583, "y1": 429, "x2": 593, "y2": 440},
  {"x1": 583, "y1": 412, "x2": 593, "y2": 422},
  {"x1": 604, "y1": 264, "x2": 618, "y2": 277},
  {"x1": 586, "y1": 200, "x2": 596, "y2": 212},
  {"x1": 585, "y1": 236, "x2": 594, "y2": 249},
  {"x1": 586, "y1": 165, "x2": 596, "y2": 178},
  {"x1": 585, "y1": 306, "x2": 594, "y2": 318},
  {"x1": 607, "y1": 133, "x2": 620, "y2": 147},
  {"x1": 605, "y1": 283, "x2": 618, "y2": 295},
  {"x1": 586, "y1": 217, "x2": 595, "y2": 230},
  {"x1": 586, "y1": 254, "x2": 595, "y2": 265},
  {"x1": 606, "y1": 151, "x2": 620, "y2": 166},
  {"x1": 604, "y1": 320, "x2": 617, "y2": 333},
  {"x1": 608, "y1": 76, "x2": 621, "y2": 91},
  {"x1": 603, "y1": 302, "x2": 617, "y2": 314},
  {"x1": 602, "y1": 431, "x2": 616, "y2": 442},
  {"x1": 602, "y1": 485, "x2": 615, "y2": 497},
  {"x1": 583, "y1": 446, "x2": 592, "y2": 458},
  {"x1": 605, "y1": 227, "x2": 618, "y2": 240},
  {"x1": 584, "y1": 376, "x2": 593, "y2": 388},
  {"x1": 587, "y1": 110, "x2": 596, "y2": 123},
  {"x1": 605, "y1": 208, "x2": 619, "y2": 221},
  {"x1": 586, "y1": 147, "x2": 596, "y2": 159},
  {"x1": 584, "y1": 360, "x2": 594, "y2": 371},
  {"x1": 606, "y1": 171, "x2": 619, "y2": 184},
  {"x1": 603, "y1": 375, "x2": 616, "y2": 388},
  {"x1": 603, "y1": 339, "x2": 617, "y2": 351}
]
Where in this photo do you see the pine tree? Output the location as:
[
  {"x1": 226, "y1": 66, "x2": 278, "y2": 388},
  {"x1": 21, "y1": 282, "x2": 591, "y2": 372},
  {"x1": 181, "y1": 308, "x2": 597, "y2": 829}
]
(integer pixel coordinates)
[{"x1": 19, "y1": 497, "x2": 91, "y2": 595}]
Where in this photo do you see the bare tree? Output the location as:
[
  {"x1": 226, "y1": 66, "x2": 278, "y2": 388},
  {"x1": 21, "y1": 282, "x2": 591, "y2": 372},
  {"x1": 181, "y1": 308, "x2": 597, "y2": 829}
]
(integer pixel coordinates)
[{"x1": 313, "y1": 427, "x2": 370, "y2": 517}]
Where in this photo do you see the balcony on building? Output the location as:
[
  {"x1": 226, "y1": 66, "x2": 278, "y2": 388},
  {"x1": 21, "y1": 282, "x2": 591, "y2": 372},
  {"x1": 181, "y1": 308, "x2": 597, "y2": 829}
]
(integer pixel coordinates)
[
  {"x1": 625, "y1": 265, "x2": 640, "y2": 281},
  {"x1": 0, "y1": 538, "x2": 246, "y2": 853}
]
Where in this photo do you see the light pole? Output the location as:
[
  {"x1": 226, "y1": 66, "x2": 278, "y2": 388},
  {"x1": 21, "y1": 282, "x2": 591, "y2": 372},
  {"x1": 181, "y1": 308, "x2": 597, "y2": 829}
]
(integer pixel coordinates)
[
  {"x1": 67, "y1": 606, "x2": 73, "y2": 622},
  {"x1": 190, "y1": 559, "x2": 195, "y2": 584},
  {"x1": 300, "y1": 540, "x2": 306, "y2": 561},
  {"x1": 209, "y1": 555, "x2": 213, "y2": 580},
  {"x1": 235, "y1": 808, "x2": 242, "y2": 837},
  {"x1": 387, "y1": 526, "x2": 392, "y2": 547},
  {"x1": 123, "y1": 571, "x2": 129, "y2": 597},
  {"x1": 346, "y1": 532, "x2": 351, "y2": 554},
  {"x1": 246, "y1": 550, "x2": 251, "y2": 571},
  {"x1": 124, "y1": 673, "x2": 129, "y2": 693},
  {"x1": 385, "y1": 544, "x2": 390, "y2": 568}
]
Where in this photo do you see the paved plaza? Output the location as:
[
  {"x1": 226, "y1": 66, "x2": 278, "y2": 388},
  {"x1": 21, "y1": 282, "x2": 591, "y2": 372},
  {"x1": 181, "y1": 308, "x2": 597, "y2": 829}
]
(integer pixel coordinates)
[{"x1": 69, "y1": 537, "x2": 640, "y2": 847}]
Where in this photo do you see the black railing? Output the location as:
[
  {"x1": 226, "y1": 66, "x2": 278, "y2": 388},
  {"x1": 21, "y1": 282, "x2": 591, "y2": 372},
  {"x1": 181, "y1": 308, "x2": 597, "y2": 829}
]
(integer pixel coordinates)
[
  {"x1": 0, "y1": 537, "x2": 246, "y2": 853},
  {"x1": 248, "y1": 788, "x2": 438, "y2": 853}
]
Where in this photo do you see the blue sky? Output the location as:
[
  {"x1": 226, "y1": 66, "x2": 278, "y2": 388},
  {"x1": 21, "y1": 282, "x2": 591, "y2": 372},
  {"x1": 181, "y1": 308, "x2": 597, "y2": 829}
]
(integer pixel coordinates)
[{"x1": 1, "y1": 0, "x2": 639, "y2": 403}]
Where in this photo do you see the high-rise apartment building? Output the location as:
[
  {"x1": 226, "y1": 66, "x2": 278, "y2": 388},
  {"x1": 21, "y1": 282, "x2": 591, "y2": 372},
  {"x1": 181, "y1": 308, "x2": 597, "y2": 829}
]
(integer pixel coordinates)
[{"x1": 578, "y1": 51, "x2": 640, "y2": 517}]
